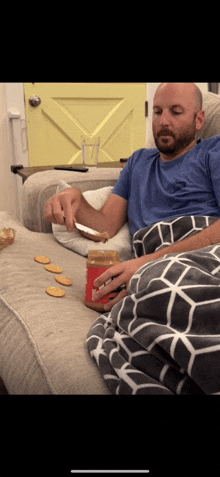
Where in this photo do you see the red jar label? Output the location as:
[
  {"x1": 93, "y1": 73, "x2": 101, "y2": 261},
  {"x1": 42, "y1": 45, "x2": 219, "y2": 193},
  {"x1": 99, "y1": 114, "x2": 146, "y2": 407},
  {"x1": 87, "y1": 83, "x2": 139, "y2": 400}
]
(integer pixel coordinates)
[{"x1": 86, "y1": 266, "x2": 117, "y2": 304}]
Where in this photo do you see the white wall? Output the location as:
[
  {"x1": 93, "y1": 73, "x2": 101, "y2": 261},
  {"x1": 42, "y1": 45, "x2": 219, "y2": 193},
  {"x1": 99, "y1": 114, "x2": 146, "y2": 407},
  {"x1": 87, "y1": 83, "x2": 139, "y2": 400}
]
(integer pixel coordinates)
[
  {"x1": 4, "y1": 83, "x2": 26, "y2": 121},
  {"x1": 0, "y1": 83, "x2": 18, "y2": 216},
  {"x1": 0, "y1": 83, "x2": 28, "y2": 220}
]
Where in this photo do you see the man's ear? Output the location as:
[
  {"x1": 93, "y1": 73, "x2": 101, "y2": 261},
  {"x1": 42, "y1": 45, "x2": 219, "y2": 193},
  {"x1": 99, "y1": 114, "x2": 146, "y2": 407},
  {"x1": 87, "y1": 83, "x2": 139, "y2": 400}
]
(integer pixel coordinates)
[{"x1": 196, "y1": 109, "x2": 205, "y2": 132}]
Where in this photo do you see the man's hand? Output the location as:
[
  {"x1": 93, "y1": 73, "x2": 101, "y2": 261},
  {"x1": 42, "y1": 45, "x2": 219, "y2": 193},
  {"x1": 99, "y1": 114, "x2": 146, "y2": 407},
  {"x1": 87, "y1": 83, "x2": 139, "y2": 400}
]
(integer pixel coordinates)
[
  {"x1": 44, "y1": 188, "x2": 81, "y2": 232},
  {"x1": 93, "y1": 255, "x2": 153, "y2": 311}
]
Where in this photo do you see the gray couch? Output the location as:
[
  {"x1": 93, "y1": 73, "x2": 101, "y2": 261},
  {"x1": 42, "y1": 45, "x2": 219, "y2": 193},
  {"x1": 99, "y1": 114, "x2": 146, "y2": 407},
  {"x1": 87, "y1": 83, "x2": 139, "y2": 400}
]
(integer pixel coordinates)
[
  {"x1": 1, "y1": 91, "x2": 220, "y2": 395},
  {"x1": 0, "y1": 168, "x2": 120, "y2": 394}
]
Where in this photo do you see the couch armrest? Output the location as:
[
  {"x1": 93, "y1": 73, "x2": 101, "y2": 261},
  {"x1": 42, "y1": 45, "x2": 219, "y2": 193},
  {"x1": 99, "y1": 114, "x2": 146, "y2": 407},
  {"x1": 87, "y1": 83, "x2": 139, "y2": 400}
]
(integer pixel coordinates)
[{"x1": 22, "y1": 168, "x2": 121, "y2": 233}]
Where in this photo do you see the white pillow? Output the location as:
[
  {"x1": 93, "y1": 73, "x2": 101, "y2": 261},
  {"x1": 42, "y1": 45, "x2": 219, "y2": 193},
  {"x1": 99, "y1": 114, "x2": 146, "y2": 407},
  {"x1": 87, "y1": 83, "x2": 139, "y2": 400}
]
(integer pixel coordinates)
[{"x1": 52, "y1": 180, "x2": 132, "y2": 261}]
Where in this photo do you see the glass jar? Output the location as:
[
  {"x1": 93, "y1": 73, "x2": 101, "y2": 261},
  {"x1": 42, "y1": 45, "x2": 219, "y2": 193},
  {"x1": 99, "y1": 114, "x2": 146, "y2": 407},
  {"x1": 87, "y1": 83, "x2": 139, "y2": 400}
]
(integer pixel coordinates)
[{"x1": 85, "y1": 250, "x2": 120, "y2": 312}]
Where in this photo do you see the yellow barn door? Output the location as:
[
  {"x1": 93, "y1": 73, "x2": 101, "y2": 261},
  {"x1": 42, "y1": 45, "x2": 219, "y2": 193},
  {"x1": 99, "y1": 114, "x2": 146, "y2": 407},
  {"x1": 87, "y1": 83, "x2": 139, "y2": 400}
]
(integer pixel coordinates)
[{"x1": 24, "y1": 83, "x2": 146, "y2": 167}]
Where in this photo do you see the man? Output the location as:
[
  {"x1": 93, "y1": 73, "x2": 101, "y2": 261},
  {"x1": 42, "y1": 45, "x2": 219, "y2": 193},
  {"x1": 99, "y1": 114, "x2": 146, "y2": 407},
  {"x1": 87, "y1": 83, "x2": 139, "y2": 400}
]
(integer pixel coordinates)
[{"x1": 44, "y1": 83, "x2": 220, "y2": 312}]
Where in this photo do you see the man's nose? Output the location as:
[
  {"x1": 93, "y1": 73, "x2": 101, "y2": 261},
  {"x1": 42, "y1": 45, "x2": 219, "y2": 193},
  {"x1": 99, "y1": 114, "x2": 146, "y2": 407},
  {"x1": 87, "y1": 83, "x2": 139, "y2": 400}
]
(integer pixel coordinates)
[{"x1": 160, "y1": 110, "x2": 171, "y2": 126}]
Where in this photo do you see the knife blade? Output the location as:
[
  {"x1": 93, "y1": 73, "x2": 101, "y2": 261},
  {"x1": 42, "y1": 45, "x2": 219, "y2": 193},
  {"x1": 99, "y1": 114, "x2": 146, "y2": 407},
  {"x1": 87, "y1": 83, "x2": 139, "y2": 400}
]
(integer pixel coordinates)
[
  {"x1": 61, "y1": 210, "x2": 109, "y2": 243},
  {"x1": 75, "y1": 222, "x2": 109, "y2": 243}
]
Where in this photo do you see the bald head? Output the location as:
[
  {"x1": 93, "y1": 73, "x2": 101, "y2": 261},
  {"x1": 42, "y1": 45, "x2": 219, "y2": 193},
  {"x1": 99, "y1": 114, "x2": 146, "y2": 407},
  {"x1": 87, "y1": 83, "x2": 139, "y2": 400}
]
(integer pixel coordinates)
[
  {"x1": 152, "y1": 83, "x2": 205, "y2": 160},
  {"x1": 155, "y1": 83, "x2": 203, "y2": 112}
]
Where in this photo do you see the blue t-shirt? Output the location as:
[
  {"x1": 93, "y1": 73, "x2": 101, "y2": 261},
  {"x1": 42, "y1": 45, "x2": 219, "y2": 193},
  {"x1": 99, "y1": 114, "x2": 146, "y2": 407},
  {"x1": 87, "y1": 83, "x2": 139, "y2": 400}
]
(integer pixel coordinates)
[{"x1": 113, "y1": 136, "x2": 220, "y2": 236}]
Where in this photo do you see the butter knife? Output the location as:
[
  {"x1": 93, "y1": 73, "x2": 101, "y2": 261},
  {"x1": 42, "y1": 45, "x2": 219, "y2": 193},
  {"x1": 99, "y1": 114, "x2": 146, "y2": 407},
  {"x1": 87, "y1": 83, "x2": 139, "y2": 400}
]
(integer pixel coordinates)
[{"x1": 75, "y1": 222, "x2": 109, "y2": 243}]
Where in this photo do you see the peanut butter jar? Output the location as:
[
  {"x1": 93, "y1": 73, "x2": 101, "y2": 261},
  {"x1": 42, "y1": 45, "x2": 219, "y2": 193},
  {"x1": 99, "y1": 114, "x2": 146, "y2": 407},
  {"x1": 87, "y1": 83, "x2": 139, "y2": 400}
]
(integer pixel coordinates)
[{"x1": 85, "y1": 250, "x2": 120, "y2": 312}]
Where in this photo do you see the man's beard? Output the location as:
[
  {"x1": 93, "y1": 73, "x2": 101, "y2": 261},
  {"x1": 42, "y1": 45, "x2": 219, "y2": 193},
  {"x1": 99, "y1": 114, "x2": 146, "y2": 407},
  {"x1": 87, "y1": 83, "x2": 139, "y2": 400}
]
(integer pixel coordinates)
[{"x1": 153, "y1": 122, "x2": 196, "y2": 156}]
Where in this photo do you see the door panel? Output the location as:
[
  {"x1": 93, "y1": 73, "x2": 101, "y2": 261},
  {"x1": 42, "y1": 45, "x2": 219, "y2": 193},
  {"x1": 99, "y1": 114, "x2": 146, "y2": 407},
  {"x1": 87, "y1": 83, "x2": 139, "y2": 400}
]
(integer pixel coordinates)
[{"x1": 24, "y1": 83, "x2": 146, "y2": 166}]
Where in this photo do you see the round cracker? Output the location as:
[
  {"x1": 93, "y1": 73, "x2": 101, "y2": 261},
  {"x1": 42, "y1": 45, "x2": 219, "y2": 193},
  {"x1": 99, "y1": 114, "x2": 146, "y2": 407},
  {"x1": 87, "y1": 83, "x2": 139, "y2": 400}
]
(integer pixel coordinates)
[
  {"x1": 34, "y1": 255, "x2": 50, "y2": 264},
  {"x1": 46, "y1": 286, "x2": 65, "y2": 297},
  {"x1": 45, "y1": 264, "x2": 63, "y2": 274},
  {"x1": 55, "y1": 275, "x2": 72, "y2": 286}
]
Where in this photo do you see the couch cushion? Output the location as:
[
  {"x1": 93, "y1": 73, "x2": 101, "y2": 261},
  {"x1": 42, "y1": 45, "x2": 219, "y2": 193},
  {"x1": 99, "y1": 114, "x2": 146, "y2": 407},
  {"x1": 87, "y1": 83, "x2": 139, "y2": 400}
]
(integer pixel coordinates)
[
  {"x1": 22, "y1": 168, "x2": 121, "y2": 233},
  {"x1": 0, "y1": 212, "x2": 110, "y2": 394},
  {"x1": 196, "y1": 92, "x2": 220, "y2": 140},
  {"x1": 52, "y1": 181, "x2": 132, "y2": 262}
]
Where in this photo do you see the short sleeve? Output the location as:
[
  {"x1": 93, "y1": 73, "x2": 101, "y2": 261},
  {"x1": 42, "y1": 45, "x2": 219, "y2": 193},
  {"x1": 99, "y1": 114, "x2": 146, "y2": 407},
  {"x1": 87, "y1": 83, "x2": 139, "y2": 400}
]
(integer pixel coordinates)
[
  {"x1": 112, "y1": 160, "x2": 131, "y2": 201},
  {"x1": 207, "y1": 137, "x2": 220, "y2": 207}
]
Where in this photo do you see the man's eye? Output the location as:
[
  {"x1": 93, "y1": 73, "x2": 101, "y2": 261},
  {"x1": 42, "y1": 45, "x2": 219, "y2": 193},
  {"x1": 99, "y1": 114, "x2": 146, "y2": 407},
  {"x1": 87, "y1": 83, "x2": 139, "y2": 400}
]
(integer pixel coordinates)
[
  {"x1": 154, "y1": 110, "x2": 162, "y2": 115},
  {"x1": 172, "y1": 111, "x2": 182, "y2": 115}
]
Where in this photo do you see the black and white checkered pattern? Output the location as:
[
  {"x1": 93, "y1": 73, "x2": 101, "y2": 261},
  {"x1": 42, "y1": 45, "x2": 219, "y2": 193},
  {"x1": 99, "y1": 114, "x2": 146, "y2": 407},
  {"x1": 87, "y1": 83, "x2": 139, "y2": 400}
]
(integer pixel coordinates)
[{"x1": 87, "y1": 216, "x2": 220, "y2": 394}]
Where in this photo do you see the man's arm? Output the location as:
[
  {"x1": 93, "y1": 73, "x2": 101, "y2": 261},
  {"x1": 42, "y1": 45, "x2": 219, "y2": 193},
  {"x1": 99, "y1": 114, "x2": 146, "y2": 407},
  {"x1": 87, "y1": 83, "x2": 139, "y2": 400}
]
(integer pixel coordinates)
[
  {"x1": 44, "y1": 188, "x2": 127, "y2": 239},
  {"x1": 93, "y1": 218, "x2": 220, "y2": 310},
  {"x1": 76, "y1": 192, "x2": 127, "y2": 237},
  {"x1": 152, "y1": 217, "x2": 220, "y2": 260}
]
